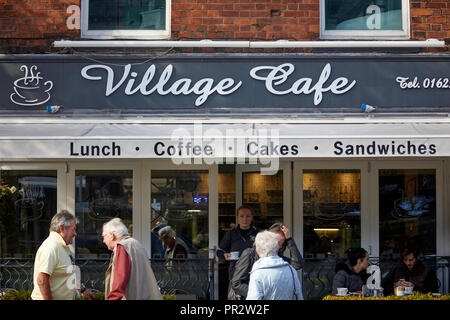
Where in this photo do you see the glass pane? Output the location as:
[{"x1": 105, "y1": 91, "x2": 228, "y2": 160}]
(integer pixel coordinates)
[
  {"x1": 89, "y1": 0, "x2": 166, "y2": 30},
  {"x1": 218, "y1": 165, "x2": 236, "y2": 300},
  {"x1": 151, "y1": 170, "x2": 209, "y2": 258},
  {"x1": 379, "y1": 169, "x2": 436, "y2": 259},
  {"x1": 0, "y1": 170, "x2": 57, "y2": 258},
  {"x1": 242, "y1": 171, "x2": 283, "y2": 230},
  {"x1": 302, "y1": 169, "x2": 361, "y2": 299},
  {"x1": 218, "y1": 165, "x2": 236, "y2": 243},
  {"x1": 303, "y1": 169, "x2": 361, "y2": 259},
  {"x1": 75, "y1": 170, "x2": 133, "y2": 257},
  {"x1": 325, "y1": 0, "x2": 403, "y2": 31}
]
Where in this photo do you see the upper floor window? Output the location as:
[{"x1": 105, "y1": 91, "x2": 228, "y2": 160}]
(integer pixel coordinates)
[
  {"x1": 320, "y1": 0, "x2": 410, "y2": 40},
  {"x1": 81, "y1": 0, "x2": 171, "y2": 39}
]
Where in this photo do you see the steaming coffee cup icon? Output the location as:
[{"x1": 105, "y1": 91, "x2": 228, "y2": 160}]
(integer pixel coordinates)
[{"x1": 10, "y1": 65, "x2": 53, "y2": 106}]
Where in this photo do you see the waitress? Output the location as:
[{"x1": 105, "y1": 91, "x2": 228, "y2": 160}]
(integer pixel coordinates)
[{"x1": 217, "y1": 205, "x2": 259, "y2": 281}]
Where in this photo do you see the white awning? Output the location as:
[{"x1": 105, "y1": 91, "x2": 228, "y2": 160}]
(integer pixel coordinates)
[{"x1": 1, "y1": 118, "x2": 450, "y2": 159}]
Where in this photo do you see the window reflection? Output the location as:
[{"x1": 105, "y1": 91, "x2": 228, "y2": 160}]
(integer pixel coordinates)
[
  {"x1": 379, "y1": 169, "x2": 436, "y2": 259},
  {"x1": 151, "y1": 170, "x2": 209, "y2": 259},
  {"x1": 303, "y1": 169, "x2": 361, "y2": 260},
  {"x1": 89, "y1": 0, "x2": 166, "y2": 30},
  {"x1": 75, "y1": 170, "x2": 132, "y2": 257},
  {"x1": 325, "y1": 0, "x2": 403, "y2": 31},
  {"x1": 0, "y1": 170, "x2": 57, "y2": 258},
  {"x1": 242, "y1": 172, "x2": 283, "y2": 230}
]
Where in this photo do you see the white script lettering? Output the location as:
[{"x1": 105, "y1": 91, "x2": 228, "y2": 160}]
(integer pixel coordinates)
[
  {"x1": 249, "y1": 63, "x2": 356, "y2": 105},
  {"x1": 81, "y1": 64, "x2": 242, "y2": 107}
]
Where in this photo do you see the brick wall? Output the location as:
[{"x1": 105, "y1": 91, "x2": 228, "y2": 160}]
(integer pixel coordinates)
[
  {"x1": 410, "y1": 0, "x2": 450, "y2": 51},
  {"x1": 171, "y1": 0, "x2": 320, "y2": 41},
  {"x1": 0, "y1": 0, "x2": 448, "y2": 53},
  {"x1": 0, "y1": 0, "x2": 80, "y2": 53}
]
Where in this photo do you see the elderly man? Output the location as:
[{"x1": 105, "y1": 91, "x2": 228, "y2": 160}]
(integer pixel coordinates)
[
  {"x1": 102, "y1": 218, "x2": 162, "y2": 300},
  {"x1": 31, "y1": 210, "x2": 93, "y2": 300},
  {"x1": 158, "y1": 225, "x2": 190, "y2": 262},
  {"x1": 246, "y1": 230, "x2": 303, "y2": 300}
]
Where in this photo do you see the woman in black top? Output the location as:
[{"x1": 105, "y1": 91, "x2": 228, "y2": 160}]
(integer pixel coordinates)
[{"x1": 217, "y1": 205, "x2": 259, "y2": 280}]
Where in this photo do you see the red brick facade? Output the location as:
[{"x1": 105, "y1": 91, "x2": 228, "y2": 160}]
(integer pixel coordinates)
[{"x1": 0, "y1": 0, "x2": 449, "y2": 53}]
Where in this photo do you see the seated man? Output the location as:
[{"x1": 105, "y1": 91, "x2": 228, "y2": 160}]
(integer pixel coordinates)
[{"x1": 382, "y1": 246, "x2": 438, "y2": 295}]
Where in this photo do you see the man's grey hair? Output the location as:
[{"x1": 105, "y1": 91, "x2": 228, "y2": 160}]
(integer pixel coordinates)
[
  {"x1": 254, "y1": 230, "x2": 279, "y2": 258},
  {"x1": 103, "y1": 218, "x2": 129, "y2": 238},
  {"x1": 49, "y1": 210, "x2": 78, "y2": 232},
  {"x1": 158, "y1": 226, "x2": 176, "y2": 239}
]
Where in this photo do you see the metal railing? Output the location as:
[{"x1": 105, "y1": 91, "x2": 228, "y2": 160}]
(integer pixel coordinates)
[
  {"x1": 0, "y1": 256, "x2": 214, "y2": 300},
  {"x1": 2, "y1": 255, "x2": 448, "y2": 300}
]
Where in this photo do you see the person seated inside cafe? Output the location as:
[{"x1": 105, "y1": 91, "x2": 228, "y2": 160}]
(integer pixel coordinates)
[
  {"x1": 332, "y1": 247, "x2": 370, "y2": 294},
  {"x1": 382, "y1": 246, "x2": 438, "y2": 295}
]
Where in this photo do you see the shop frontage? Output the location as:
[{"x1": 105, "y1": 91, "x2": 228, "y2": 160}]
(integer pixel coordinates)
[{"x1": 1, "y1": 54, "x2": 449, "y2": 299}]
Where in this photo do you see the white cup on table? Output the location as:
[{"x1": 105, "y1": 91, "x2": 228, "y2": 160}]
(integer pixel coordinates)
[{"x1": 337, "y1": 288, "x2": 348, "y2": 296}]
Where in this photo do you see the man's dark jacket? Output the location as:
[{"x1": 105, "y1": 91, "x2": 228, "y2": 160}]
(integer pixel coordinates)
[{"x1": 230, "y1": 238, "x2": 304, "y2": 299}]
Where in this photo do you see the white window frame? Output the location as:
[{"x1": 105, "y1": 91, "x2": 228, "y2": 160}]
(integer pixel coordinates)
[
  {"x1": 293, "y1": 160, "x2": 370, "y2": 256},
  {"x1": 81, "y1": 0, "x2": 171, "y2": 39},
  {"x1": 143, "y1": 160, "x2": 218, "y2": 299},
  {"x1": 320, "y1": 0, "x2": 410, "y2": 40},
  {"x1": 370, "y1": 160, "x2": 444, "y2": 257}
]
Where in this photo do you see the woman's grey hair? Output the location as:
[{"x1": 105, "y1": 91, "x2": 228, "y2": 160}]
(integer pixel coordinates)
[
  {"x1": 254, "y1": 230, "x2": 279, "y2": 258},
  {"x1": 158, "y1": 226, "x2": 176, "y2": 239},
  {"x1": 103, "y1": 218, "x2": 129, "y2": 238},
  {"x1": 49, "y1": 210, "x2": 78, "y2": 232}
]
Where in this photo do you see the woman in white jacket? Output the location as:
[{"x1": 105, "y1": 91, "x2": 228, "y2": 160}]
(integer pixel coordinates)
[{"x1": 246, "y1": 231, "x2": 303, "y2": 300}]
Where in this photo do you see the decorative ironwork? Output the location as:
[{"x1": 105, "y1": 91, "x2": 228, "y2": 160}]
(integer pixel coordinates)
[
  {"x1": 1, "y1": 256, "x2": 448, "y2": 300},
  {"x1": 0, "y1": 256, "x2": 214, "y2": 300}
]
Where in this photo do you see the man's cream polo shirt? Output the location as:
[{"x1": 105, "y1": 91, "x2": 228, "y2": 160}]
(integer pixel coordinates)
[{"x1": 31, "y1": 231, "x2": 77, "y2": 300}]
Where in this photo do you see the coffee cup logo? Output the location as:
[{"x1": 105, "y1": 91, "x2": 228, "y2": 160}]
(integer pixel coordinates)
[{"x1": 10, "y1": 65, "x2": 53, "y2": 106}]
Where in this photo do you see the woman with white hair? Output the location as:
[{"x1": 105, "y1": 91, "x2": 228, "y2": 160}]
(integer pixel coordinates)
[
  {"x1": 246, "y1": 231, "x2": 303, "y2": 300},
  {"x1": 102, "y1": 218, "x2": 162, "y2": 300}
]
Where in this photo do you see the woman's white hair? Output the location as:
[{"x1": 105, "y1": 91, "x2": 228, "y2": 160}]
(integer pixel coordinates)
[
  {"x1": 103, "y1": 218, "x2": 129, "y2": 238},
  {"x1": 254, "y1": 230, "x2": 279, "y2": 258}
]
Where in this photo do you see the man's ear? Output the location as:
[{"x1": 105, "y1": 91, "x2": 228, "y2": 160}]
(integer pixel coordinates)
[{"x1": 59, "y1": 225, "x2": 65, "y2": 234}]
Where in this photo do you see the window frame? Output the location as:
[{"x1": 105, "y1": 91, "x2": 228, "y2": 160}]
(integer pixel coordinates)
[
  {"x1": 81, "y1": 0, "x2": 171, "y2": 39},
  {"x1": 319, "y1": 0, "x2": 411, "y2": 40}
]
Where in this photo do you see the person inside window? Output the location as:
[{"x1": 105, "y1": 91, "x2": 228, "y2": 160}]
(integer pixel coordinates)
[{"x1": 158, "y1": 225, "x2": 189, "y2": 264}]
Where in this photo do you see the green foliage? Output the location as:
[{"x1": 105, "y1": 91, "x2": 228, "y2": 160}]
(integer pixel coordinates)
[
  {"x1": 76, "y1": 291, "x2": 105, "y2": 300},
  {"x1": 1, "y1": 290, "x2": 176, "y2": 300},
  {"x1": 0, "y1": 289, "x2": 32, "y2": 300}
]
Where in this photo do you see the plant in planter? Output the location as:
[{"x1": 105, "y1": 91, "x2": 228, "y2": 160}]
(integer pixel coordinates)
[{"x1": 0, "y1": 184, "x2": 19, "y2": 256}]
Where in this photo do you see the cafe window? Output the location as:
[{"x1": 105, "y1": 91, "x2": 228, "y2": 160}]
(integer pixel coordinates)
[
  {"x1": 242, "y1": 171, "x2": 283, "y2": 230},
  {"x1": 0, "y1": 170, "x2": 57, "y2": 258},
  {"x1": 150, "y1": 170, "x2": 209, "y2": 258},
  {"x1": 320, "y1": 0, "x2": 410, "y2": 39},
  {"x1": 302, "y1": 169, "x2": 361, "y2": 260},
  {"x1": 379, "y1": 169, "x2": 436, "y2": 258},
  {"x1": 81, "y1": 0, "x2": 170, "y2": 39},
  {"x1": 75, "y1": 170, "x2": 133, "y2": 257}
]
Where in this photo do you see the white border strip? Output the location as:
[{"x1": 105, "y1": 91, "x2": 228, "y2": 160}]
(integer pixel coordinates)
[{"x1": 53, "y1": 39, "x2": 445, "y2": 48}]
